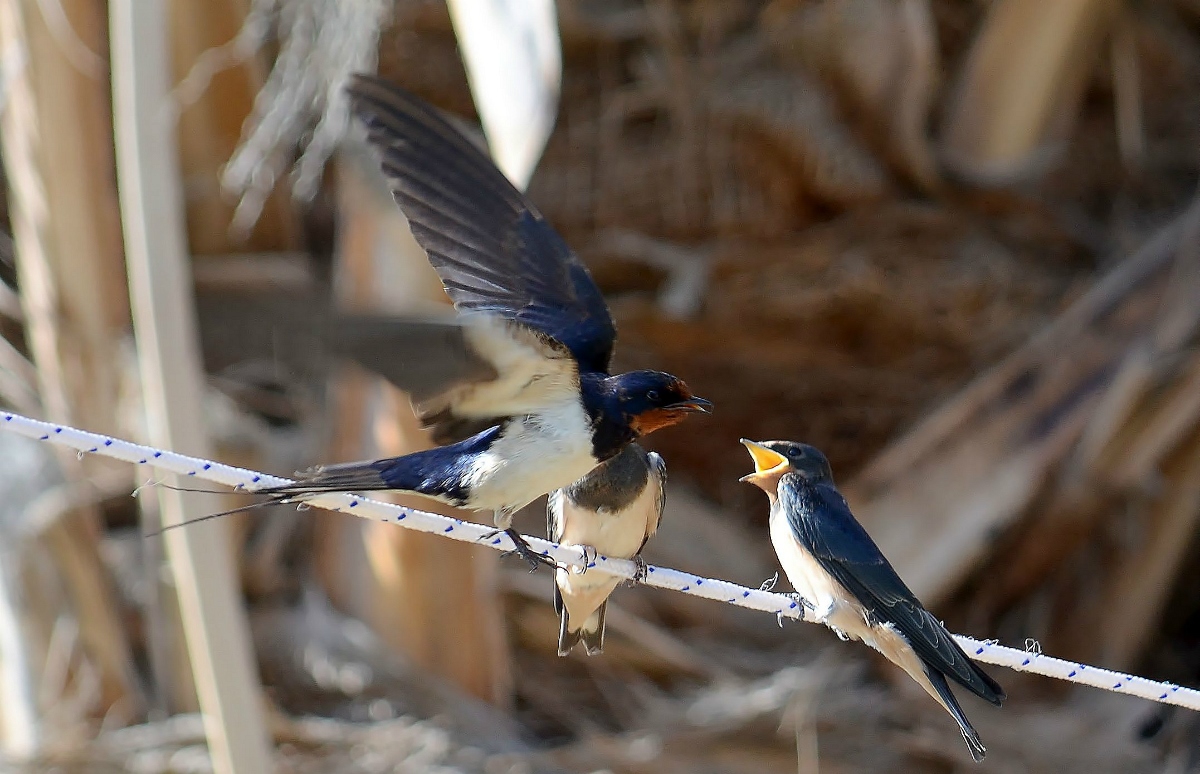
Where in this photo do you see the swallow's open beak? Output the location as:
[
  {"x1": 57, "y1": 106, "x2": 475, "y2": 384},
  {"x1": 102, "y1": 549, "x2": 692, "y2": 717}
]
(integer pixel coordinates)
[
  {"x1": 739, "y1": 439, "x2": 789, "y2": 485},
  {"x1": 666, "y1": 397, "x2": 713, "y2": 414}
]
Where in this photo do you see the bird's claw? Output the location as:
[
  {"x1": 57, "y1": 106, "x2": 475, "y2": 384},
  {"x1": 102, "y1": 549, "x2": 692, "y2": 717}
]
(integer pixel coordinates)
[
  {"x1": 571, "y1": 544, "x2": 597, "y2": 574},
  {"x1": 774, "y1": 593, "x2": 812, "y2": 628},
  {"x1": 629, "y1": 556, "x2": 649, "y2": 585},
  {"x1": 788, "y1": 592, "x2": 814, "y2": 611},
  {"x1": 490, "y1": 528, "x2": 557, "y2": 573},
  {"x1": 759, "y1": 572, "x2": 779, "y2": 592}
]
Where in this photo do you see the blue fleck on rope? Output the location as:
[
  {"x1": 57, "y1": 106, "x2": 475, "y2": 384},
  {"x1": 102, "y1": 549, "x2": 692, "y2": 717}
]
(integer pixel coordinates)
[{"x1": 2, "y1": 410, "x2": 1198, "y2": 712}]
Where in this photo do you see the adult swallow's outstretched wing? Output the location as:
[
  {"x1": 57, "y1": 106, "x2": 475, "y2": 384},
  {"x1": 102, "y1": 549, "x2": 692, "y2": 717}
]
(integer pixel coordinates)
[{"x1": 341, "y1": 75, "x2": 618, "y2": 441}]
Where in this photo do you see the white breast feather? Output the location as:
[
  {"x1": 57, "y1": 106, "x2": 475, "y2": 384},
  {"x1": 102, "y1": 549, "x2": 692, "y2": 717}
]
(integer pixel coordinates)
[
  {"x1": 770, "y1": 508, "x2": 872, "y2": 641},
  {"x1": 553, "y1": 471, "x2": 663, "y2": 625},
  {"x1": 465, "y1": 396, "x2": 598, "y2": 512},
  {"x1": 556, "y1": 473, "x2": 662, "y2": 558}
]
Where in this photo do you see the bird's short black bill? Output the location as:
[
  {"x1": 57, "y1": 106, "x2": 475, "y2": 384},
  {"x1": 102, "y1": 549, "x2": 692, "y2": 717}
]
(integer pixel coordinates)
[{"x1": 666, "y1": 397, "x2": 713, "y2": 413}]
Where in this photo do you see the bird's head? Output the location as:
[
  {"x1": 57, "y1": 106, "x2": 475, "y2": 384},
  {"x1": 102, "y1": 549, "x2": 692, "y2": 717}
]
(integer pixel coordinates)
[
  {"x1": 739, "y1": 439, "x2": 833, "y2": 495},
  {"x1": 610, "y1": 371, "x2": 712, "y2": 437}
]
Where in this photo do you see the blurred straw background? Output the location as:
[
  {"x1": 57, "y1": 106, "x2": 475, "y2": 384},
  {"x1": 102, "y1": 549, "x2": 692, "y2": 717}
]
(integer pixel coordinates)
[{"x1": 0, "y1": 0, "x2": 1199, "y2": 771}]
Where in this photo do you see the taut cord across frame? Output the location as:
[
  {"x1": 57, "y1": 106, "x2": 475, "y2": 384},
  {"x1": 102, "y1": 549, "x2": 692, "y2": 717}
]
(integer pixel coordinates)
[{"x1": 1, "y1": 410, "x2": 1196, "y2": 712}]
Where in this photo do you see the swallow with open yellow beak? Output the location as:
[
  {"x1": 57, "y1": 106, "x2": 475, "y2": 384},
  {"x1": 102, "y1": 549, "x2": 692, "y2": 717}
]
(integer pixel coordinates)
[{"x1": 741, "y1": 439, "x2": 1004, "y2": 762}]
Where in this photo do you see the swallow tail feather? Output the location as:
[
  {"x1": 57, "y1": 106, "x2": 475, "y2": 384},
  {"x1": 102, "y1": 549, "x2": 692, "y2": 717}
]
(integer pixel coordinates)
[
  {"x1": 925, "y1": 667, "x2": 988, "y2": 763},
  {"x1": 258, "y1": 427, "x2": 501, "y2": 506},
  {"x1": 556, "y1": 617, "x2": 580, "y2": 656},
  {"x1": 554, "y1": 586, "x2": 606, "y2": 656},
  {"x1": 578, "y1": 603, "x2": 606, "y2": 655},
  {"x1": 958, "y1": 653, "x2": 1006, "y2": 706},
  {"x1": 264, "y1": 459, "x2": 403, "y2": 495},
  {"x1": 557, "y1": 603, "x2": 606, "y2": 657}
]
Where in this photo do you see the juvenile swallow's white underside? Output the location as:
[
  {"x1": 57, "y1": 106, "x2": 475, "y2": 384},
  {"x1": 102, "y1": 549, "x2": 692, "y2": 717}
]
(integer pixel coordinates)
[
  {"x1": 550, "y1": 466, "x2": 663, "y2": 631},
  {"x1": 769, "y1": 507, "x2": 958, "y2": 717}
]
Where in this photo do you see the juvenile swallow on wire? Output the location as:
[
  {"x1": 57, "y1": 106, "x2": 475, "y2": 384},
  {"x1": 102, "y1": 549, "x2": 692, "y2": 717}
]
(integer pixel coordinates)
[
  {"x1": 251, "y1": 76, "x2": 710, "y2": 568},
  {"x1": 741, "y1": 439, "x2": 1004, "y2": 762},
  {"x1": 548, "y1": 443, "x2": 665, "y2": 655}
]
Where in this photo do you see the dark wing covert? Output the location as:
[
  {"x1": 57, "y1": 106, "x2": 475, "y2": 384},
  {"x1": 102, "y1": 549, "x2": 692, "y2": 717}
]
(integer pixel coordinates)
[
  {"x1": 779, "y1": 477, "x2": 1004, "y2": 705},
  {"x1": 640, "y1": 449, "x2": 667, "y2": 553}
]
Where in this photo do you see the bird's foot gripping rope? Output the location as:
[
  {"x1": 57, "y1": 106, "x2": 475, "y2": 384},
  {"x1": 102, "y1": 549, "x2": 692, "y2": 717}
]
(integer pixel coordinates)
[
  {"x1": 565, "y1": 544, "x2": 598, "y2": 574},
  {"x1": 1, "y1": 411, "x2": 1199, "y2": 713},
  {"x1": 629, "y1": 555, "x2": 649, "y2": 585},
  {"x1": 495, "y1": 527, "x2": 559, "y2": 572},
  {"x1": 769, "y1": 592, "x2": 815, "y2": 629}
]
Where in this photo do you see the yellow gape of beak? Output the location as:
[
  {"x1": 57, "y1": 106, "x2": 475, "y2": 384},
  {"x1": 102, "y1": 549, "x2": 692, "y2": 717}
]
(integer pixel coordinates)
[{"x1": 739, "y1": 439, "x2": 790, "y2": 486}]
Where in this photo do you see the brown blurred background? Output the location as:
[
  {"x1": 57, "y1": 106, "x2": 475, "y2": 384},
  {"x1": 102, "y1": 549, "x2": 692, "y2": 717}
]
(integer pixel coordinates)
[{"x1": 1, "y1": 0, "x2": 1199, "y2": 771}]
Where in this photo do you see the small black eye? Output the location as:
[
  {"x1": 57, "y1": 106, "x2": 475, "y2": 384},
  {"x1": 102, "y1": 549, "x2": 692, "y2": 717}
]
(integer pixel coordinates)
[{"x1": 647, "y1": 390, "x2": 660, "y2": 401}]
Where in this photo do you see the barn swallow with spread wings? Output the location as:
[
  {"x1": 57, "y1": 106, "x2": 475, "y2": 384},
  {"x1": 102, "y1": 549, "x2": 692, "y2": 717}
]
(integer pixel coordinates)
[
  {"x1": 254, "y1": 76, "x2": 710, "y2": 567},
  {"x1": 741, "y1": 439, "x2": 1004, "y2": 762}
]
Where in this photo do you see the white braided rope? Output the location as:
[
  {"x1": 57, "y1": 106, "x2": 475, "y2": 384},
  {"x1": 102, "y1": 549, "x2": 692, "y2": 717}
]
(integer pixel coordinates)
[{"x1": 2, "y1": 411, "x2": 1197, "y2": 712}]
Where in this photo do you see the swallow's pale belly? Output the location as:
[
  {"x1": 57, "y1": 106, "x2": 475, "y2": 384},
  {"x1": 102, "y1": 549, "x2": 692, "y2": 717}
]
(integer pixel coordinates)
[
  {"x1": 463, "y1": 399, "x2": 599, "y2": 519},
  {"x1": 768, "y1": 506, "x2": 950, "y2": 712},
  {"x1": 551, "y1": 470, "x2": 662, "y2": 629},
  {"x1": 769, "y1": 507, "x2": 862, "y2": 629}
]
